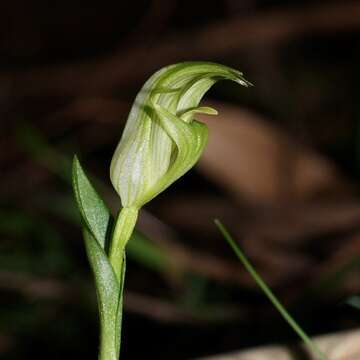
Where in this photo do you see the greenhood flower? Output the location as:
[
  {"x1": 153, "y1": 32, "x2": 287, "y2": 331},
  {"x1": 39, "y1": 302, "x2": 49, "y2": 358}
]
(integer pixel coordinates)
[
  {"x1": 110, "y1": 61, "x2": 251, "y2": 209},
  {"x1": 73, "y1": 63, "x2": 251, "y2": 360}
]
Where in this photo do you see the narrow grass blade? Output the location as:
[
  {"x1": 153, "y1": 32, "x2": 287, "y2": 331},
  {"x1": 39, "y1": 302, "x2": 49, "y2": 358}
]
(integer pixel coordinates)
[{"x1": 214, "y1": 219, "x2": 329, "y2": 360}]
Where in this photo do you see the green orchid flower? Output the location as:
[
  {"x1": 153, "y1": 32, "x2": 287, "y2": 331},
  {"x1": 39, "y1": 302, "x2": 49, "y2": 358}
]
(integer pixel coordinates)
[
  {"x1": 108, "y1": 62, "x2": 251, "y2": 277},
  {"x1": 110, "y1": 62, "x2": 251, "y2": 210}
]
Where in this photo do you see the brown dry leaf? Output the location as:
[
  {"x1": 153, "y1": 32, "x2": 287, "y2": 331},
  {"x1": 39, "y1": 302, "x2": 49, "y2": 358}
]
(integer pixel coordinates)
[
  {"x1": 198, "y1": 102, "x2": 350, "y2": 205},
  {"x1": 198, "y1": 328, "x2": 360, "y2": 360}
]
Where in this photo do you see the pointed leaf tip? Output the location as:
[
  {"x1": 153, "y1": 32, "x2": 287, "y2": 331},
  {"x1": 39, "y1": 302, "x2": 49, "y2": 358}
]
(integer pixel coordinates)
[{"x1": 72, "y1": 156, "x2": 112, "y2": 248}]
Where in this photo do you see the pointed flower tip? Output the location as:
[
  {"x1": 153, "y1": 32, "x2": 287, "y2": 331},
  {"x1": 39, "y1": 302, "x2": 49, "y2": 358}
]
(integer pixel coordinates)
[
  {"x1": 236, "y1": 77, "x2": 253, "y2": 87},
  {"x1": 110, "y1": 61, "x2": 251, "y2": 208},
  {"x1": 199, "y1": 106, "x2": 218, "y2": 116},
  {"x1": 178, "y1": 106, "x2": 218, "y2": 123}
]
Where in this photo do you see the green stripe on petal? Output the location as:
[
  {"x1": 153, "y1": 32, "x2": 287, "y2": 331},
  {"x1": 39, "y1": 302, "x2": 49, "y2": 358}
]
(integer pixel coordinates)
[{"x1": 143, "y1": 104, "x2": 208, "y2": 204}]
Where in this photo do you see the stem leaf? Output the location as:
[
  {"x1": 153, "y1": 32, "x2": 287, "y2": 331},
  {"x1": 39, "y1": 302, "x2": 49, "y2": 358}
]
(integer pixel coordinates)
[
  {"x1": 72, "y1": 155, "x2": 111, "y2": 248},
  {"x1": 73, "y1": 156, "x2": 125, "y2": 359},
  {"x1": 83, "y1": 228, "x2": 123, "y2": 360}
]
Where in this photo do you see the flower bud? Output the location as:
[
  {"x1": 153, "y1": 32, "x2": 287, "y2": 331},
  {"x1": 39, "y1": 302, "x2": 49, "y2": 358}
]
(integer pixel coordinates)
[{"x1": 110, "y1": 62, "x2": 251, "y2": 209}]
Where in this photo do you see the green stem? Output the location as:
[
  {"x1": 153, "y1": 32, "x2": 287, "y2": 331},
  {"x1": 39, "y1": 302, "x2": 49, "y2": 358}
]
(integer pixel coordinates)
[
  {"x1": 98, "y1": 253, "x2": 126, "y2": 360},
  {"x1": 99, "y1": 323, "x2": 119, "y2": 360},
  {"x1": 109, "y1": 206, "x2": 138, "y2": 281},
  {"x1": 98, "y1": 207, "x2": 137, "y2": 360},
  {"x1": 214, "y1": 219, "x2": 329, "y2": 360}
]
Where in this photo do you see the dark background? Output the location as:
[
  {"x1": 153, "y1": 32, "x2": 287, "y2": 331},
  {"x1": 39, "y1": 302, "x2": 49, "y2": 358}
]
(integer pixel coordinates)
[{"x1": 1, "y1": 1, "x2": 360, "y2": 359}]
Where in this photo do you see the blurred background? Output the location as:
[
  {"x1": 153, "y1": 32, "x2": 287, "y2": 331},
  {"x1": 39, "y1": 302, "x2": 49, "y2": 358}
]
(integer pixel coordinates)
[{"x1": 1, "y1": 0, "x2": 360, "y2": 359}]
